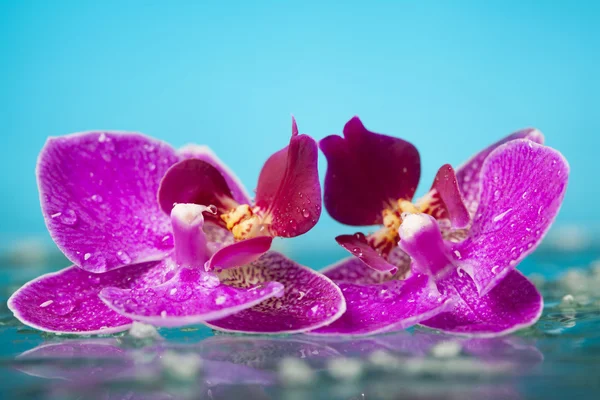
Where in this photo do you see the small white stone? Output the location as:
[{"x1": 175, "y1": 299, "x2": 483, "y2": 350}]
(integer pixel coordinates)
[
  {"x1": 161, "y1": 351, "x2": 202, "y2": 380},
  {"x1": 278, "y1": 357, "x2": 315, "y2": 386},
  {"x1": 327, "y1": 358, "x2": 363, "y2": 381},
  {"x1": 430, "y1": 341, "x2": 462, "y2": 358},
  {"x1": 128, "y1": 322, "x2": 161, "y2": 339},
  {"x1": 559, "y1": 294, "x2": 576, "y2": 308}
]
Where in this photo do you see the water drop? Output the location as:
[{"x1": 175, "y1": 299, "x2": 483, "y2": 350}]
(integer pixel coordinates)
[
  {"x1": 59, "y1": 209, "x2": 78, "y2": 226},
  {"x1": 82, "y1": 253, "x2": 107, "y2": 271},
  {"x1": 49, "y1": 298, "x2": 76, "y2": 316},
  {"x1": 168, "y1": 284, "x2": 193, "y2": 302},
  {"x1": 147, "y1": 162, "x2": 156, "y2": 171},
  {"x1": 40, "y1": 300, "x2": 53, "y2": 308},
  {"x1": 492, "y1": 208, "x2": 512, "y2": 223},
  {"x1": 98, "y1": 133, "x2": 107, "y2": 142},
  {"x1": 215, "y1": 295, "x2": 226, "y2": 305},
  {"x1": 91, "y1": 194, "x2": 103, "y2": 203},
  {"x1": 207, "y1": 205, "x2": 218, "y2": 214},
  {"x1": 493, "y1": 190, "x2": 501, "y2": 201},
  {"x1": 302, "y1": 209, "x2": 310, "y2": 218},
  {"x1": 102, "y1": 153, "x2": 112, "y2": 162},
  {"x1": 159, "y1": 234, "x2": 174, "y2": 249},
  {"x1": 144, "y1": 143, "x2": 156, "y2": 152},
  {"x1": 116, "y1": 250, "x2": 132, "y2": 264},
  {"x1": 491, "y1": 265, "x2": 500, "y2": 274}
]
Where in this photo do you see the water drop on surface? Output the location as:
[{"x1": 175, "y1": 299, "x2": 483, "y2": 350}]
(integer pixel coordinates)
[
  {"x1": 493, "y1": 190, "x2": 501, "y2": 201},
  {"x1": 215, "y1": 295, "x2": 226, "y2": 305},
  {"x1": 147, "y1": 162, "x2": 156, "y2": 171},
  {"x1": 98, "y1": 133, "x2": 107, "y2": 142},
  {"x1": 49, "y1": 298, "x2": 76, "y2": 316},
  {"x1": 302, "y1": 209, "x2": 310, "y2": 218},
  {"x1": 59, "y1": 209, "x2": 78, "y2": 226},
  {"x1": 116, "y1": 250, "x2": 132, "y2": 264},
  {"x1": 91, "y1": 194, "x2": 103, "y2": 203}
]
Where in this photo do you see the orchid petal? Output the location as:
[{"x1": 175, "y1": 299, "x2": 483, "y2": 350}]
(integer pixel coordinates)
[
  {"x1": 320, "y1": 116, "x2": 420, "y2": 226},
  {"x1": 256, "y1": 120, "x2": 321, "y2": 237},
  {"x1": 335, "y1": 234, "x2": 398, "y2": 274},
  {"x1": 206, "y1": 252, "x2": 346, "y2": 334},
  {"x1": 8, "y1": 260, "x2": 175, "y2": 334},
  {"x1": 321, "y1": 251, "x2": 411, "y2": 285},
  {"x1": 456, "y1": 128, "x2": 544, "y2": 215},
  {"x1": 455, "y1": 139, "x2": 569, "y2": 296},
  {"x1": 420, "y1": 270, "x2": 543, "y2": 337},
  {"x1": 99, "y1": 266, "x2": 284, "y2": 327},
  {"x1": 205, "y1": 236, "x2": 273, "y2": 271},
  {"x1": 158, "y1": 159, "x2": 236, "y2": 225},
  {"x1": 37, "y1": 132, "x2": 179, "y2": 272},
  {"x1": 179, "y1": 144, "x2": 252, "y2": 205},
  {"x1": 422, "y1": 164, "x2": 470, "y2": 229},
  {"x1": 310, "y1": 274, "x2": 453, "y2": 336}
]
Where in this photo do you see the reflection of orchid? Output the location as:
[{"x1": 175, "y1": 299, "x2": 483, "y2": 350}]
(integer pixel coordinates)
[
  {"x1": 9, "y1": 125, "x2": 344, "y2": 334},
  {"x1": 314, "y1": 118, "x2": 568, "y2": 336}
]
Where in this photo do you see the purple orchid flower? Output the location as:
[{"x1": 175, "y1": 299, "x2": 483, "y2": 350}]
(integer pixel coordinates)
[
  {"x1": 8, "y1": 124, "x2": 345, "y2": 335},
  {"x1": 312, "y1": 117, "x2": 568, "y2": 336}
]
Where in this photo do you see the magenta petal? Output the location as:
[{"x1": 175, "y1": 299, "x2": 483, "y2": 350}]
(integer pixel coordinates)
[
  {"x1": 455, "y1": 139, "x2": 569, "y2": 295},
  {"x1": 179, "y1": 145, "x2": 252, "y2": 205},
  {"x1": 320, "y1": 116, "x2": 421, "y2": 226},
  {"x1": 321, "y1": 255, "x2": 410, "y2": 285},
  {"x1": 205, "y1": 236, "x2": 273, "y2": 271},
  {"x1": 158, "y1": 159, "x2": 236, "y2": 226},
  {"x1": 206, "y1": 252, "x2": 346, "y2": 334},
  {"x1": 456, "y1": 128, "x2": 544, "y2": 215},
  {"x1": 37, "y1": 132, "x2": 179, "y2": 272},
  {"x1": 310, "y1": 274, "x2": 453, "y2": 336},
  {"x1": 420, "y1": 270, "x2": 543, "y2": 337},
  {"x1": 335, "y1": 234, "x2": 398, "y2": 274},
  {"x1": 256, "y1": 122, "x2": 321, "y2": 237},
  {"x1": 99, "y1": 266, "x2": 284, "y2": 327},
  {"x1": 425, "y1": 164, "x2": 470, "y2": 229},
  {"x1": 8, "y1": 260, "x2": 174, "y2": 334}
]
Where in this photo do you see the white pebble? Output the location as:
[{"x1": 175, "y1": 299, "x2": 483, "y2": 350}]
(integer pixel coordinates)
[
  {"x1": 327, "y1": 358, "x2": 363, "y2": 381},
  {"x1": 560, "y1": 294, "x2": 576, "y2": 308},
  {"x1": 160, "y1": 351, "x2": 202, "y2": 380},
  {"x1": 430, "y1": 341, "x2": 462, "y2": 358},
  {"x1": 278, "y1": 357, "x2": 315, "y2": 386},
  {"x1": 128, "y1": 322, "x2": 161, "y2": 339}
]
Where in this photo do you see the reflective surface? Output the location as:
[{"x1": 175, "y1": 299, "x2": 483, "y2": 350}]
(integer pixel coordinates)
[{"x1": 1, "y1": 248, "x2": 599, "y2": 399}]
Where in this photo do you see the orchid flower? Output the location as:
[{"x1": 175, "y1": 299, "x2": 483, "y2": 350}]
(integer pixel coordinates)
[
  {"x1": 158, "y1": 117, "x2": 322, "y2": 271},
  {"x1": 312, "y1": 118, "x2": 568, "y2": 336},
  {"x1": 8, "y1": 125, "x2": 345, "y2": 334}
]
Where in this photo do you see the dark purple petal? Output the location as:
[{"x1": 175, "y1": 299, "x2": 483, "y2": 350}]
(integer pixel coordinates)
[
  {"x1": 420, "y1": 270, "x2": 543, "y2": 337},
  {"x1": 455, "y1": 139, "x2": 569, "y2": 295},
  {"x1": 8, "y1": 260, "x2": 174, "y2": 334},
  {"x1": 320, "y1": 116, "x2": 421, "y2": 226},
  {"x1": 456, "y1": 128, "x2": 544, "y2": 215},
  {"x1": 335, "y1": 234, "x2": 398, "y2": 273},
  {"x1": 158, "y1": 159, "x2": 237, "y2": 226},
  {"x1": 256, "y1": 120, "x2": 321, "y2": 237},
  {"x1": 99, "y1": 266, "x2": 284, "y2": 327},
  {"x1": 178, "y1": 145, "x2": 252, "y2": 205},
  {"x1": 310, "y1": 274, "x2": 453, "y2": 336},
  {"x1": 37, "y1": 132, "x2": 179, "y2": 272},
  {"x1": 421, "y1": 164, "x2": 470, "y2": 229},
  {"x1": 207, "y1": 252, "x2": 346, "y2": 334},
  {"x1": 205, "y1": 236, "x2": 273, "y2": 271}
]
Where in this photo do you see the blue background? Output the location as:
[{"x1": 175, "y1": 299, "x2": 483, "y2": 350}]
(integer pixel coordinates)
[{"x1": 1, "y1": 0, "x2": 598, "y2": 260}]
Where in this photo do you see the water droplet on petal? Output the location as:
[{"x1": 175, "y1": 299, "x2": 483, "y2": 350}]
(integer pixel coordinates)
[
  {"x1": 91, "y1": 194, "x2": 103, "y2": 203},
  {"x1": 82, "y1": 253, "x2": 107, "y2": 271},
  {"x1": 493, "y1": 190, "x2": 501, "y2": 201},
  {"x1": 159, "y1": 234, "x2": 174, "y2": 249},
  {"x1": 168, "y1": 284, "x2": 193, "y2": 302},
  {"x1": 49, "y1": 298, "x2": 76, "y2": 316},
  {"x1": 147, "y1": 162, "x2": 156, "y2": 171},
  {"x1": 302, "y1": 209, "x2": 310, "y2": 218},
  {"x1": 215, "y1": 295, "x2": 226, "y2": 305},
  {"x1": 116, "y1": 250, "x2": 132, "y2": 264},
  {"x1": 59, "y1": 209, "x2": 78, "y2": 226},
  {"x1": 98, "y1": 133, "x2": 107, "y2": 142}
]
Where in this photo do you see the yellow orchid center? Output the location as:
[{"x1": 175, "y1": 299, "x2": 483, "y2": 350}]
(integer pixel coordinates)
[
  {"x1": 220, "y1": 204, "x2": 267, "y2": 241},
  {"x1": 367, "y1": 198, "x2": 429, "y2": 257}
]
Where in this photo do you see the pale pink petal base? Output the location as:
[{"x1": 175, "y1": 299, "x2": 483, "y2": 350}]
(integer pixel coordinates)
[
  {"x1": 207, "y1": 252, "x2": 346, "y2": 334},
  {"x1": 420, "y1": 270, "x2": 543, "y2": 337},
  {"x1": 37, "y1": 132, "x2": 179, "y2": 272},
  {"x1": 310, "y1": 274, "x2": 453, "y2": 336},
  {"x1": 8, "y1": 260, "x2": 175, "y2": 334},
  {"x1": 99, "y1": 266, "x2": 284, "y2": 327}
]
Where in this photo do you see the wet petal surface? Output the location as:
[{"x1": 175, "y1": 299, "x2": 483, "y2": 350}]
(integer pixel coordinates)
[
  {"x1": 256, "y1": 125, "x2": 321, "y2": 237},
  {"x1": 310, "y1": 274, "x2": 453, "y2": 336},
  {"x1": 320, "y1": 117, "x2": 420, "y2": 226},
  {"x1": 37, "y1": 132, "x2": 179, "y2": 272},
  {"x1": 99, "y1": 266, "x2": 284, "y2": 327},
  {"x1": 456, "y1": 128, "x2": 544, "y2": 215},
  {"x1": 424, "y1": 164, "x2": 470, "y2": 229},
  {"x1": 455, "y1": 140, "x2": 569, "y2": 295},
  {"x1": 335, "y1": 234, "x2": 398, "y2": 273},
  {"x1": 421, "y1": 270, "x2": 543, "y2": 337},
  {"x1": 207, "y1": 252, "x2": 346, "y2": 333},
  {"x1": 322, "y1": 251, "x2": 411, "y2": 285},
  {"x1": 8, "y1": 260, "x2": 174, "y2": 334}
]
